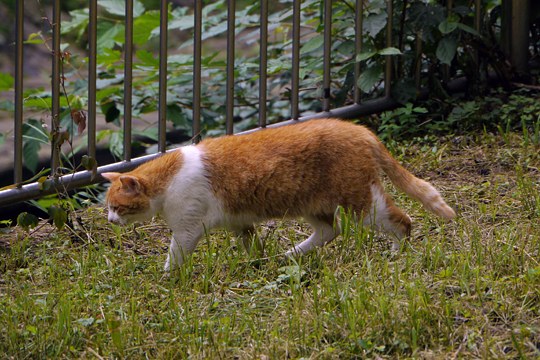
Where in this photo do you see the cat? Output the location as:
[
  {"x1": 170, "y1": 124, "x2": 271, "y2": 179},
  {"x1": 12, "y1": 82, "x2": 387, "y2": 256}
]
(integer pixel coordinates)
[{"x1": 102, "y1": 118, "x2": 456, "y2": 271}]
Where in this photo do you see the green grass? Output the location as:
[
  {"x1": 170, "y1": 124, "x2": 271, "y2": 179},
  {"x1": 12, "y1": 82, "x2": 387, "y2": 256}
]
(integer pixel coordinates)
[{"x1": 1, "y1": 131, "x2": 539, "y2": 358}]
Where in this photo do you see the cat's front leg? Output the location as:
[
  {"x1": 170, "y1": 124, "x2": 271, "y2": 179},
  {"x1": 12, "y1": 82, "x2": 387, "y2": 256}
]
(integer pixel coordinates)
[
  {"x1": 164, "y1": 237, "x2": 180, "y2": 271},
  {"x1": 284, "y1": 215, "x2": 339, "y2": 257},
  {"x1": 164, "y1": 229, "x2": 204, "y2": 271}
]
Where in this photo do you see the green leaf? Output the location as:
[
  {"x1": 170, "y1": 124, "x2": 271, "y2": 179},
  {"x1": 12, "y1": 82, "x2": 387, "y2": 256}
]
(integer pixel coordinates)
[
  {"x1": 24, "y1": 32, "x2": 45, "y2": 45},
  {"x1": 436, "y1": 36, "x2": 457, "y2": 65},
  {"x1": 109, "y1": 131, "x2": 124, "y2": 159},
  {"x1": 36, "y1": 176, "x2": 48, "y2": 190},
  {"x1": 77, "y1": 317, "x2": 95, "y2": 327},
  {"x1": 301, "y1": 35, "x2": 324, "y2": 54},
  {"x1": 439, "y1": 20, "x2": 458, "y2": 34},
  {"x1": 96, "y1": 87, "x2": 120, "y2": 103},
  {"x1": 81, "y1": 156, "x2": 95, "y2": 170},
  {"x1": 356, "y1": 48, "x2": 400, "y2": 62},
  {"x1": 167, "y1": 105, "x2": 189, "y2": 127},
  {"x1": 456, "y1": 23, "x2": 481, "y2": 37},
  {"x1": 99, "y1": 0, "x2": 145, "y2": 17},
  {"x1": 356, "y1": 51, "x2": 377, "y2": 62},
  {"x1": 363, "y1": 12, "x2": 387, "y2": 36},
  {"x1": 202, "y1": 22, "x2": 228, "y2": 41},
  {"x1": 24, "y1": 97, "x2": 52, "y2": 110},
  {"x1": 133, "y1": 11, "x2": 161, "y2": 45},
  {"x1": 168, "y1": 54, "x2": 193, "y2": 66},
  {"x1": 378, "y1": 47, "x2": 402, "y2": 56},
  {"x1": 96, "y1": 74, "x2": 124, "y2": 90},
  {"x1": 81, "y1": 155, "x2": 98, "y2": 180},
  {"x1": 23, "y1": 120, "x2": 49, "y2": 143},
  {"x1": 24, "y1": 93, "x2": 72, "y2": 110},
  {"x1": 22, "y1": 119, "x2": 48, "y2": 173},
  {"x1": 137, "y1": 50, "x2": 159, "y2": 67},
  {"x1": 96, "y1": 129, "x2": 113, "y2": 143},
  {"x1": 26, "y1": 325, "x2": 38, "y2": 335},
  {"x1": 267, "y1": 58, "x2": 286, "y2": 74},
  {"x1": 97, "y1": 23, "x2": 123, "y2": 52},
  {"x1": 133, "y1": 127, "x2": 159, "y2": 141},
  {"x1": 101, "y1": 101, "x2": 121, "y2": 124},
  {"x1": 17, "y1": 212, "x2": 39, "y2": 231},
  {"x1": 62, "y1": 9, "x2": 90, "y2": 39},
  {"x1": 0, "y1": 73, "x2": 14, "y2": 91},
  {"x1": 167, "y1": 14, "x2": 194, "y2": 32},
  {"x1": 97, "y1": 48, "x2": 122, "y2": 65},
  {"x1": 357, "y1": 65, "x2": 383, "y2": 93},
  {"x1": 48, "y1": 205, "x2": 68, "y2": 229}
]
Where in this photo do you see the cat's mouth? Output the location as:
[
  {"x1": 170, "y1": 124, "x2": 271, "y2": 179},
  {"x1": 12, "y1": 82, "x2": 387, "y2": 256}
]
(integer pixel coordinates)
[
  {"x1": 107, "y1": 211, "x2": 126, "y2": 225},
  {"x1": 110, "y1": 218, "x2": 126, "y2": 225}
]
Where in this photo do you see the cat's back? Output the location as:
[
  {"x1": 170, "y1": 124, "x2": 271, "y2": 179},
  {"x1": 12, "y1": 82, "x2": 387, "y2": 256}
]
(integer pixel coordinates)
[{"x1": 200, "y1": 119, "x2": 374, "y2": 158}]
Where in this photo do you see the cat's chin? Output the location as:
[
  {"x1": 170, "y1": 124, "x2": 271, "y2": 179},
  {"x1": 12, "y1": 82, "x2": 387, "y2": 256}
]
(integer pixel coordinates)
[
  {"x1": 124, "y1": 213, "x2": 155, "y2": 225},
  {"x1": 109, "y1": 215, "x2": 148, "y2": 226}
]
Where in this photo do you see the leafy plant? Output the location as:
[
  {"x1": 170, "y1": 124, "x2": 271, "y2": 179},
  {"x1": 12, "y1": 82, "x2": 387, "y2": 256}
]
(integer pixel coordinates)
[
  {"x1": 493, "y1": 92, "x2": 540, "y2": 147},
  {"x1": 378, "y1": 103, "x2": 428, "y2": 141}
]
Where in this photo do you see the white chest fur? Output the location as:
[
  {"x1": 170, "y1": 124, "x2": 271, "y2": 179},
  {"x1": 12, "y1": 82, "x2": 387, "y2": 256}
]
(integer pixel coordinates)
[{"x1": 160, "y1": 146, "x2": 223, "y2": 230}]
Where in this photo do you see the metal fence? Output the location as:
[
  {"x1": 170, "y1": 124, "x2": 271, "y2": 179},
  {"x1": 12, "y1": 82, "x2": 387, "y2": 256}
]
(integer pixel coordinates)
[{"x1": 0, "y1": 0, "x2": 490, "y2": 207}]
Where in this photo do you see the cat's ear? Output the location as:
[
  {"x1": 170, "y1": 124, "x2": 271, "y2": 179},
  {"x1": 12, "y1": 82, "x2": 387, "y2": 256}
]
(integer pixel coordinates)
[
  {"x1": 119, "y1": 175, "x2": 142, "y2": 194},
  {"x1": 101, "y1": 172, "x2": 121, "y2": 182}
]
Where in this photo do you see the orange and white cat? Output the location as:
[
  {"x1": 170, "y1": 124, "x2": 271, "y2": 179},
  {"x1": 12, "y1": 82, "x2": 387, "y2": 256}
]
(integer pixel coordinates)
[{"x1": 102, "y1": 119, "x2": 455, "y2": 271}]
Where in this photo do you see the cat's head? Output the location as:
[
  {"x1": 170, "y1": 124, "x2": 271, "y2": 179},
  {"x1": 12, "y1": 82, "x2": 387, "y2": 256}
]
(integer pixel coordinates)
[{"x1": 102, "y1": 172, "x2": 155, "y2": 225}]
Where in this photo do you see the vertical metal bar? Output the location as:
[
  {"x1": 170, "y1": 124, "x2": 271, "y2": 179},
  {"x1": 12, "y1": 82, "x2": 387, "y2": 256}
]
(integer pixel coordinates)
[
  {"x1": 225, "y1": 0, "x2": 235, "y2": 135},
  {"x1": 510, "y1": 0, "x2": 530, "y2": 76},
  {"x1": 88, "y1": 0, "x2": 97, "y2": 161},
  {"x1": 322, "y1": 0, "x2": 332, "y2": 112},
  {"x1": 291, "y1": 0, "x2": 301, "y2": 120},
  {"x1": 14, "y1": 0, "x2": 24, "y2": 185},
  {"x1": 396, "y1": 0, "x2": 408, "y2": 79},
  {"x1": 384, "y1": 0, "x2": 393, "y2": 98},
  {"x1": 474, "y1": 0, "x2": 481, "y2": 33},
  {"x1": 124, "y1": 0, "x2": 133, "y2": 161},
  {"x1": 158, "y1": 0, "x2": 168, "y2": 153},
  {"x1": 258, "y1": 0, "x2": 268, "y2": 128},
  {"x1": 501, "y1": 0, "x2": 511, "y2": 57},
  {"x1": 474, "y1": 0, "x2": 481, "y2": 72},
  {"x1": 192, "y1": 0, "x2": 202, "y2": 143},
  {"x1": 51, "y1": 0, "x2": 61, "y2": 175},
  {"x1": 414, "y1": 30, "x2": 423, "y2": 91},
  {"x1": 354, "y1": 0, "x2": 363, "y2": 104},
  {"x1": 443, "y1": 0, "x2": 452, "y2": 82}
]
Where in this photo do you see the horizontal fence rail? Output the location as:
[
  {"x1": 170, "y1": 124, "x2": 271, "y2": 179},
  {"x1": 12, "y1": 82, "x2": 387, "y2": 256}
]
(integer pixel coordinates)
[{"x1": 0, "y1": 0, "x2": 527, "y2": 208}]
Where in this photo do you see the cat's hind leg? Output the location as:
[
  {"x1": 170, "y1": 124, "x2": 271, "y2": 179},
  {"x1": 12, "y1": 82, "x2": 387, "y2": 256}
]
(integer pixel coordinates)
[
  {"x1": 363, "y1": 184, "x2": 412, "y2": 251},
  {"x1": 285, "y1": 214, "x2": 340, "y2": 257},
  {"x1": 235, "y1": 225, "x2": 265, "y2": 257}
]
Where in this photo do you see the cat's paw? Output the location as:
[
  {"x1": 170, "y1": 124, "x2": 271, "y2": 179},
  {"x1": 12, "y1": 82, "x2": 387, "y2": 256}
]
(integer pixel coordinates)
[
  {"x1": 284, "y1": 248, "x2": 304, "y2": 259},
  {"x1": 164, "y1": 255, "x2": 171, "y2": 271},
  {"x1": 164, "y1": 253, "x2": 184, "y2": 271}
]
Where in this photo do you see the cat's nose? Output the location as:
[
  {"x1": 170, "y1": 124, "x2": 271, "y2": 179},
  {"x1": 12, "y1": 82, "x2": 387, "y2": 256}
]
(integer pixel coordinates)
[{"x1": 108, "y1": 212, "x2": 122, "y2": 224}]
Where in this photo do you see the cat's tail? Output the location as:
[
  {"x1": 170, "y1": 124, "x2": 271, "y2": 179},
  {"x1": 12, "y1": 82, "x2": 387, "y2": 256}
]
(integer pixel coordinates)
[{"x1": 372, "y1": 137, "x2": 456, "y2": 220}]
